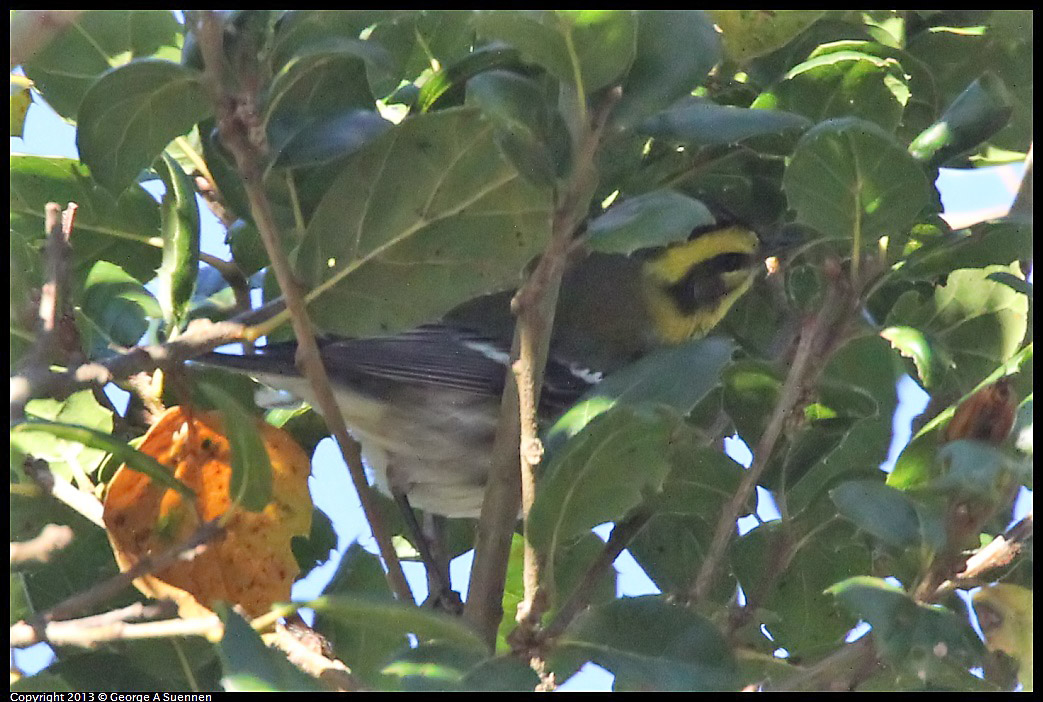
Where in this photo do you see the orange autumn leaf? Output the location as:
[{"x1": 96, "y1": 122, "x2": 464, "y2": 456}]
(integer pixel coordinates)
[{"x1": 103, "y1": 406, "x2": 312, "y2": 617}]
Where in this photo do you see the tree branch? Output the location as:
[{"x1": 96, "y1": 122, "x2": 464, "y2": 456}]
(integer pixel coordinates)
[{"x1": 188, "y1": 10, "x2": 413, "y2": 605}]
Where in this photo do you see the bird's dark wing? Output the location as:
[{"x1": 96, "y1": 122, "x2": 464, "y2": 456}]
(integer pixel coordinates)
[{"x1": 196, "y1": 325, "x2": 599, "y2": 413}]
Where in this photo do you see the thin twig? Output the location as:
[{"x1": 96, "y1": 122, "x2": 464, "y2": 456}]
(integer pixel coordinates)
[
  {"x1": 40, "y1": 519, "x2": 222, "y2": 624},
  {"x1": 9, "y1": 523, "x2": 74, "y2": 566},
  {"x1": 189, "y1": 10, "x2": 413, "y2": 604},
  {"x1": 24, "y1": 458, "x2": 105, "y2": 528},
  {"x1": 463, "y1": 88, "x2": 615, "y2": 646},
  {"x1": 11, "y1": 613, "x2": 223, "y2": 649},
  {"x1": 541, "y1": 511, "x2": 651, "y2": 642},
  {"x1": 689, "y1": 267, "x2": 852, "y2": 604}
]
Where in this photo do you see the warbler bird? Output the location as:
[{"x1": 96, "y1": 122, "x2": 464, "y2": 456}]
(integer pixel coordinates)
[{"x1": 195, "y1": 225, "x2": 762, "y2": 518}]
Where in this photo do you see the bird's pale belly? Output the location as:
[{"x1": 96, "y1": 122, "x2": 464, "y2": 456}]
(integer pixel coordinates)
[{"x1": 277, "y1": 375, "x2": 501, "y2": 517}]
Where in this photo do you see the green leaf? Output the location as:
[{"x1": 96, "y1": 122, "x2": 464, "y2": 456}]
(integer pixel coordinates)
[
  {"x1": 529, "y1": 405, "x2": 680, "y2": 555},
  {"x1": 931, "y1": 439, "x2": 1025, "y2": 504},
  {"x1": 732, "y1": 521, "x2": 867, "y2": 657},
  {"x1": 885, "y1": 264, "x2": 1028, "y2": 392},
  {"x1": 639, "y1": 99, "x2": 811, "y2": 147},
  {"x1": 908, "y1": 72, "x2": 1013, "y2": 167},
  {"x1": 217, "y1": 605, "x2": 322, "y2": 692},
  {"x1": 710, "y1": 10, "x2": 827, "y2": 65},
  {"x1": 900, "y1": 220, "x2": 1032, "y2": 281},
  {"x1": 198, "y1": 381, "x2": 273, "y2": 512},
  {"x1": 269, "y1": 110, "x2": 391, "y2": 170},
  {"x1": 295, "y1": 107, "x2": 552, "y2": 337},
  {"x1": 312, "y1": 542, "x2": 406, "y2": 684},
  {"x1": 416, "y1": 44, "x2": 523, "y2": 114},
  {"x1": 466, "y1": 70, "x2": 566, "y2": 186},
  {"x1": 722, "y1": 360, "x2": 783, "y2": 448},
  {"x1": 21, "y1": 10, "x2": 182, "y2": 119},
  {"x1": 264, "y1": 37, "x2": 387, "y2": 164},
  {"x1": 14, "y1": 389, "x2": 112, "y2": 480},
  {"x1": 553, "y1": 596, "x2": 739, "y2": 692},
  {"x1": 309, "y1": 594, "x2": 487, "y2": 652},
  {"x1": 545, "y1": 336, "x2": 735, "y2": 453},
  {"x1": 880, "y1": 326, "x2": 934, "y2": 388},
  {"x1": 155, "y1": 153, "x2": 200, "y2": 328},
  {"x1": 784, "y1": 117, "x2": 930, "y2": 246},
  {"x1": 77, "y1": 59, "x2": 212, "y2": 194},
  {"x1": 830, "y1": 480, "x2": 922, "y2": 548},
  {"x1": 474, "y1": 10, "x2": 637, "y2": 93},
  {"x1": 77, "y1": 260, "x2": 162, "y2": 356},
  {"x1": 10, "y1": 154, "x2": 162, "y2": 283},
  {"x1": 12, "y1": 419, "x2": 191, "y2": 499},
  {"x1": 381, "y1": 642, "x2": 486, "y2": 692},
  {"x1": 269, "y1": 10, "x2": 399, "y2": 71},
  {"x1": 611, "y1": 10, "x2": 720, "y2": 129},
  {"x1": 364, "y1": 11, "x2": 475, "y2": 98},
  {"x1": 587, "y1": 190, "x2": 714, "y2": 255},
  {"x1": 759, "y1": 42, "x2": 911, "y2": 132},
  {"x1": 827, "y1": 577, "x2": 985, "y2": 684}
]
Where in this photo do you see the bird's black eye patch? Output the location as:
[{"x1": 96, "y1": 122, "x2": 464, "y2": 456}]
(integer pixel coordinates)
[{"x1": 665, "y1": 252, "x2": 753, "y2": 314}]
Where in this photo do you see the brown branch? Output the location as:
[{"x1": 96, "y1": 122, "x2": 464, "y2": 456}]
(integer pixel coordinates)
[
  {"x1": 689, "y1": 263, "x2": 854, "y2": 604},
  {"x1": 9, "y1": 523, "x2": 74, "y2": 566},
  {"x1": 41, "y1": 519, "x2": 223, "y2": 624},
  {"x1": 540, "y1": 510, "x2": 650, "y2": 642},
  {"x1": 189, "y1": 10, "x2": 413, "y2": 605},
  {"x1": 11, "y1": 612, "x2": 222, "y2": 649},
  {"x1": 463, "y1": 88, "x2": 614, "y2": 647},
  {"x1": 11, "y1": 317, "x2": 249, "y2": 418},
  {"x1": 24, "y1": 458, "x2": 105, "y2": 528}
]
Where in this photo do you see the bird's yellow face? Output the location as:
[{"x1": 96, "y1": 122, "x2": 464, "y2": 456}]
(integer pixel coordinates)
[{"x1": 640, "y1": 226, "x2": 761, "y2": 344}]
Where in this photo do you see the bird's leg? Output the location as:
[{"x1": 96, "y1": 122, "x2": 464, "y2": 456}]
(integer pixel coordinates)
[{"x1": 392, "y1": 490, "x2": 461, "y2": 614}]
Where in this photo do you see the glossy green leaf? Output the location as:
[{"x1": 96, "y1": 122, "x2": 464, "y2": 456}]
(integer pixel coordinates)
[
  {"x1": 732, "y1": 521, "x2": 867, "y2": 657},
  {"x1": 529, "y1": 405, "x2": 680, "y2": 555},
  {"x1": 759, "y1": 42, "x2": 911, "y2": 132},
  {"x1": 295, "y1": 107, "x2": 552, "y2": 338},
  {"x1": 475, "y1": 10, "x2": 637, "y2": 93},
  {"x1": 12, "y1": 419, "x2": 191, "y2": 499},
  {"x1": 587, "y1": 190, "x2": 714, "y2": 255},
  {"x1": 639, "y1": 99, "x2": 811, "y2": 147},
  {"x1": 155, "y1": 153, "x2": 200, "y2": 328},
  {"x1": 21, "y1": 10, "x2": 181, "y2": 119},
  {"x1": 827, "y1": 576, "x2": 985, "y2": 684},
  {"x1": 217, "y1": 605, "x2": 321, "y2": 692},
  {"x1": 416, "y1": 45, "x2": 522, "y2": 114},
  {"x1": 364, "y1": 11, "x2": 475, "y2": 98},
  {"x1": 77, "y1": 59, "x2": 212, "y2": 194},
  {"x1": 269, "y1": 110, "x2": 391, "y2": 170},
  {"x1": 78, "y1": 260, "x2": 161, "y2": 356},
  {"x1": 466, "y1": 70, "x2": 565, "y2": 186},
  {"x1": 10, "y1": 154, "x2": 161, "y2": 283},
  {"x1": 554, "y1": 596, "x2": 739, "y2": 692},
  {"x1": 908, "y1": 72, "x2": 1013, "y2": 167},
  {"x1": 381, "y1": 642, "x2": 486, "y2": 692},
  {"x1": 885, "y1": 264, "x2": 1028, "y2": 391},
  {"x1": 312, "y1": 542, "x2": 405, "y2": 684},
  {"x1": 830, "y1": 480, "x2": 922, "y2": 548},
  {"x1": 611, "y1": 10, "x2": 720, "y2": 129},
  {"x1": 900, "y1": 220, "x2": 1032, "y2": 282},
  {"x1": 310, "y1": 594, "x2": 487, "y2": 652},
  {"x1": 545, "y1": 336, "x2": 735, "y2": 453},
  {"x1": 710, "y1": 10, "x2": 827, "y2": 64},
  {"x1": 880, "y1": 325, "x2": 934, "y2": 388},
  {"x1": 198, "y1": 381, "x2": 273, "y2": 512},
  {"x1": 784, "y1": 117, "x2": 930, "y2": 246}
]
